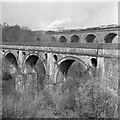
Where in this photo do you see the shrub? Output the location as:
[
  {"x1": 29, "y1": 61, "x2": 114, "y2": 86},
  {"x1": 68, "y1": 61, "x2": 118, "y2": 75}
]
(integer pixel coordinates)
[{"x1": 1, "y1": 59, "x2": 118, "y2": 118}]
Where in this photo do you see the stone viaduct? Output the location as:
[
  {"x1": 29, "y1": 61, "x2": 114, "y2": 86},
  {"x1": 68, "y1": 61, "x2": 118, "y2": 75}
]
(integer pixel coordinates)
[
  {"x1": 35, "y1": 24, "x2": 119, "y2": 43},
  {"x1": 1, "y1": 25, "x2": 120, "y2": 91}
]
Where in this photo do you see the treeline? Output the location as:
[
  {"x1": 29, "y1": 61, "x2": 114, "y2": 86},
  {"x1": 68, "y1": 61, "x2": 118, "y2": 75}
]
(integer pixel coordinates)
[{"x1": 2, "y1": 23, "x2": 35, "y2": 43}]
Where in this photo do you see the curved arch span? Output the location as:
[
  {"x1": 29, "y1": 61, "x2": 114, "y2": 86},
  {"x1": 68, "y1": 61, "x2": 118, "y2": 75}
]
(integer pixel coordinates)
[
  {"x1": 25, "y1": 54, "x2": 46, "y2": 89},
  {"x1": 25, "y1": 55, "x2": 39, "y2": 68},
  {"x1": 53, "y1": 56, "x2": 91, "y2": 83},
  {"x1": 3, "y1": 52, "x2": 18, "y2": 68},
  {"x1": 59, "y1": 36, "x2": 67, "y2": 42},
  {"x1": 104, "y1": 33, "x2": 117, "y2": 43},
  {"x1": 71, "y1": 35, "x2": 79, "y2": 42},
  {"x1": 25, "y1": 54, "x2": 47, "y2": 69},
  {"x1": 2, "y1": 52, "x2": 18, "y2": 92},
  {"x1": 112, "y1": 34, "x2": 119, "y2": 43},
  {"x1": 85, "y1": 34, "x2": 96, "y2": 43},
  {"x1": 51, "y1": 36, "x2": 57, "y2": 42}
]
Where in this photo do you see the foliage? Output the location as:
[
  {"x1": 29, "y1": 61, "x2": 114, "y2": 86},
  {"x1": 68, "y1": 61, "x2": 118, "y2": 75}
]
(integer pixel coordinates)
[
  {"x1": 2, "y1": 23, "x2": 35, "y2": 42},
  {"x1": 1, "y1": 60, "x2": 119, "y2": 118}
]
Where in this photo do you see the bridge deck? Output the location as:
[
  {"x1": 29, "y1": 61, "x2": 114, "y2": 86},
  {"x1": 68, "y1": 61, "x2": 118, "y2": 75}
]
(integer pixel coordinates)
[
  {"x1": 1, "y1": 42, "x2": 120, "y2": 49},
  {"x1": 0, "y1": 42, "x2": 120, "y2": 59}
]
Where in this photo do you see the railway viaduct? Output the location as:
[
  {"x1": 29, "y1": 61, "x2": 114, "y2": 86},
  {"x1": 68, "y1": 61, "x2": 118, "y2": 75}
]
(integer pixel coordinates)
[{"x1": 1, "y1": 25, "x2": 120, "y2": 91}]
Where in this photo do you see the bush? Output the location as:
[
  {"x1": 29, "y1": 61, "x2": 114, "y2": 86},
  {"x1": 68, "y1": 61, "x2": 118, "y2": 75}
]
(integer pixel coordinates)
[
  {"x1": 2, "y1": 24, "x2": 35, "y2": 42},
  {"x1": 1, "y1": 60, "x2": 118, "y2": 118}
]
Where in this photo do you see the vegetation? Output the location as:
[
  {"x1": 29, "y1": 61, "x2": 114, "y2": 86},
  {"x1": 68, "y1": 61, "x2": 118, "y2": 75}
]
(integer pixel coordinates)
[
  {"x1": 2, "y1": 23, "x2": 35, "y2": 43},
  {"x1": 1, "y1": 60, "x2": 119, "y2": 118},
  {"x1": 1, "y1": 23, "x2": 119, "y2": 118},
  {"x1": 1, "y1": 23, "x2": 57, "y2": 43}
]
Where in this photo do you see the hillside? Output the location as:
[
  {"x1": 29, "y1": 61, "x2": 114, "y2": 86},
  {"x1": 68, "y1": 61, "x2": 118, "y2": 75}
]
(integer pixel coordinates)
[{"x1": 2, "y1": 24, "x2": 35, "y2": 43}]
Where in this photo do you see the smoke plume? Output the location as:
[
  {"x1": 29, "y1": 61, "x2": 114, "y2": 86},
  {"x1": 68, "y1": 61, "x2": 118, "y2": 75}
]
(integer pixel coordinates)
[{"x1": 46, "y1": 18, "x2": 72, "y2": 31}]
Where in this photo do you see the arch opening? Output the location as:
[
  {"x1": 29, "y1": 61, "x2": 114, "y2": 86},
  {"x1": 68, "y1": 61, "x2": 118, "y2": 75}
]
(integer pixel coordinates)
[
  {"x1": 104, "y1": 33, "x2": 117, "y2": 43},
  {"x1": 25, "y1": 55, "x2": 39, "y2": 68},
  {"x1": 2, "y1": 53, "x2": 18, "y2": 85},
  {"x1": 44, "y1": 53, "x2": 47, "y2": 60},
  {"x1": 17, "y1": 51, "x2": 19, "y2": 54},
  {"x1": 59, "y1": 36, "x2": 67, "y2": 42},
  {"x1": 25, "y1": 55, "x2": 46, "y2": 90},
  {"x1": 59, "y1": 60, "x2": 75, "y2": 75},
  {"x1": 4, "y1": 53, "x2": 18, "y2": 68},
  {"x1": 91, "y1": 58, "x2": 97, "y2": 67},
  {"x1": 53, "y1": 54, "x2": 58, "y2": 62},
  {"x1": 71, "y1": 35, "x2": 79, "y2": 42},
  {"x1": 51, "y1": 36, "x2": 56, "y2": 42},
  {"x1": 23, "y1": 52, "x2": 26, "y2": 55},
  {"x1": 55, "y1": 58, "x2": 91, "y2": 84},
  {"x1": 85, "y1": 34, "x2": 96, "y2": 43},
  {"x1": 112, "y1": 34, "x2": 119, "y2": 43},
  {"x1": 36, "y1": 37, "x2": 41, "y2": 41}
]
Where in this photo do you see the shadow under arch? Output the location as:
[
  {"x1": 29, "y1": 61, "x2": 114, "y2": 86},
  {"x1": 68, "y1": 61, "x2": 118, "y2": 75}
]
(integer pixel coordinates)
[
  {"x1": 25, "y1": 54, "x2": 39, "y2": 68},
  {"x1": 3, "y1": 52, "x2": 18, "y2": 68},
  {"x1": 51, "y1": 36, "x2": 57, "y2": 42},
  {"x1": 112, "y1": 34, "x2": 119, "y2": 43},
  {"x1": 71, "y1": 35, "x2": 79, "y2": 42},
  {"x1": 53, "y1": 56, "x2": 91, "y2": 83},
  {"x1": 24, "y1": 54, "x2": 47, "y2": 89},
  {"x1": 85, "y1": 34, "x2": 96, "y2": 43},
  {"x1": 24, "y1": 54, "x2": 46, "y2": 69},
  {"x1": 104, "y1": 33, "x2": 117, "y2": 43},
  {"x1": 59, "y1": 36, "x2": 67, "y2": 42},
  {"x1": 2, "y1": 52, "x2": 18, "y2": 94}
]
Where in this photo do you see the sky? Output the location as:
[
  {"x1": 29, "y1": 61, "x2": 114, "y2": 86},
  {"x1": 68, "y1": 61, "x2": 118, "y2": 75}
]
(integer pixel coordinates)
[{"x1": 1, "y1": 0, "x2": 119, "y2": 31}]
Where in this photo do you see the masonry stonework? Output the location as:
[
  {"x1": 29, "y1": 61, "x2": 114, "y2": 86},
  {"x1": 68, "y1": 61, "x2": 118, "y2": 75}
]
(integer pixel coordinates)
[{"x1": 1, "y1": 25, "x2": 120, "y2": 94}]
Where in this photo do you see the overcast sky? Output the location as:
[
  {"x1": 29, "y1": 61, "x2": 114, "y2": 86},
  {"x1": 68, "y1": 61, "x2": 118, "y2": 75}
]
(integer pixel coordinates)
[{"x1": 1, "y1": 1, "x2": 118, "y2": 30}]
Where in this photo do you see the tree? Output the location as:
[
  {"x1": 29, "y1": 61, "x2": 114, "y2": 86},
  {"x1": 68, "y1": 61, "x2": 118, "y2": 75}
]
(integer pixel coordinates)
[{"x1": 2, "y1": 24, "x2": 35, "y2": 43}]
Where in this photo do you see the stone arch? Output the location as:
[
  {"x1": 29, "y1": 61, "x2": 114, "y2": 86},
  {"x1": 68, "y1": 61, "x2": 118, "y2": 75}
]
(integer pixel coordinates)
[
  {"x1": 2, "y1": 52, "x2": 18, "y2": 94},
  {"x1": 91, "y1": 58, "x2": 97, "y2": 67},
  {"x1": 36, "y1": 36, "x2": 41, "y2": 41},
  {"x1": 53, "y1": 54, "x2": 58, "y2": 62},
  {"x1": 104, "y1": 33, "x2": 117, "y2": 43},
  {"x1": 3, "y1": 52, "x2": 18, "y2": 68},
  {"x1": 24, "y1": 54, "x2": 46, "y2": 70},
  {"x1": 85, "y1": 34, "x2": 96, "y2": 43},
  {"x1": 53, "y1": 56, "x2": 91, "y2": 83},
  {"x1": 25, "y1": 54, "x2": 46, "y2": 89},
  {"x1": 44, "y1": 53, "x2": 47, "y2": 60},
  {"x1": 71, "y1": 35, "x2": 79, "y2": 42},
  {"x1": 2, "y1": 52, "x2": 18, "y2": 88},
  {"x1": 59, "y1": 36, "x2": 67, "y2": 42},
  {"x1": 51, "y1": 36, "x2": 57, "y2": 42},
  {"x1": 112, "y1": 34, "x2": 119, "y2": 43},
  {"x1": 25, "y1": 55, "x2": 39, "y2": 68}
]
